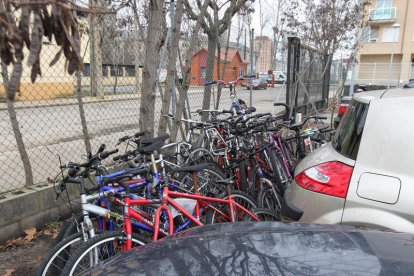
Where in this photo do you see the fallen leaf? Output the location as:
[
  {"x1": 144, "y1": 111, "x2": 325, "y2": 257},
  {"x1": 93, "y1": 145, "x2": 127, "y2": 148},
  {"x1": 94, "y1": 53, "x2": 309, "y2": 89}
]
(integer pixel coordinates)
[
  {"x1": 0, "y1": 237, "x2": 23, "y2": 250},
  {"x1": 24, "y1": 227, "x2": 37, "y2": 241},
  {"x1": 43, "y1": 228, "x2": 58, "y2": 238},
  {"x1": 3, "y1": 268, "x2": 15, "y2": 276}
]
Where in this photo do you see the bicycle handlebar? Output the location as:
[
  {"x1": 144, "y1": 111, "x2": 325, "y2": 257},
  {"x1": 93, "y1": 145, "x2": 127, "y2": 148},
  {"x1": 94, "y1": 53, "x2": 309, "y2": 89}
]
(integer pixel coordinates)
[
  {"x1": 60, "y1": 149, "x2": 119, "y2": 170},
  {"x1": 204, "y1": 74, "x2": 255, "y2": 87}
]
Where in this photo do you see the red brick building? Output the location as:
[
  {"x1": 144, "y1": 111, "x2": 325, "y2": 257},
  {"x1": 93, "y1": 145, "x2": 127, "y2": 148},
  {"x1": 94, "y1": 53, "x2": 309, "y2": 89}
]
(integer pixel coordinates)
[{"x1": 190, "y1": 49, "x2": 248, "y2": 86}]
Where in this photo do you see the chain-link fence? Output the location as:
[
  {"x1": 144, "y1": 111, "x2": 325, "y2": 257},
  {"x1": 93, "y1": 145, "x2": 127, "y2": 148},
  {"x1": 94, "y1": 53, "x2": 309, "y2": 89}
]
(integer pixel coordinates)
[
  {"x1": 0, "y1": 11, "x2": 245, "y2": 195},
  {"x1": 356, "y1": 62, "x2": 414, "y2": 86},
  {"x1": 285, "y1": 37, "x2": 330, "y2": 116}
]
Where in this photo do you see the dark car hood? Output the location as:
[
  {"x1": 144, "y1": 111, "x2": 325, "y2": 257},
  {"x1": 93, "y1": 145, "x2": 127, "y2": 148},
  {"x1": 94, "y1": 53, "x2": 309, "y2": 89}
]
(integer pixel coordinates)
[{"x1": 84, "y1": 222, "x2": 414, "y2": 276}]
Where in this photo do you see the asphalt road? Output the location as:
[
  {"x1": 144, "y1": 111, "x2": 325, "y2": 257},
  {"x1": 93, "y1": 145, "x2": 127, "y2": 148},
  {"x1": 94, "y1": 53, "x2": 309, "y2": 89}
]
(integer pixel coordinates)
[{"x1": 0, "y1": 85, "x2": 286, "y2": 193}]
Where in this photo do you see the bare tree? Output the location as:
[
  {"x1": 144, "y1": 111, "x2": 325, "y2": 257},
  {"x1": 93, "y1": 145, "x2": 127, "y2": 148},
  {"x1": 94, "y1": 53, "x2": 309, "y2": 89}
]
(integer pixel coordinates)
[
  {"x1": 0, "y1": 0, "x2": 84, "y2": 187},
  {"x1": 158, "y1": 0, "x2": 184, "y2": 134},
  {"x1": 183, "y1": 0, "x2": 252, "y2": 120},
  {"x1": 138, "y1": 0, "x2": 167, "y2": 137},
  {"x1": 285, "y1": 0, "x2": 370, "y2": 59},
  {"x1": 170, "y1": 0, "x2": 210, "y2": 141},
  {"x1": 269, "y1": 0, "x2": 288, "y2": 70},
  {"x1": 284, "y1": 0, "x2": 369, "y2": 121}
]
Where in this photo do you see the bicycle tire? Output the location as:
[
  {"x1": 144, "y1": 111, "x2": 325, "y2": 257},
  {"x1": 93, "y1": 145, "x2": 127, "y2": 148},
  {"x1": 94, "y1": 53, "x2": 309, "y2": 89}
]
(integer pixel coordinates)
[
  {"x1": 176, "y1": 163, "x2": 226, "y2": 197},
  {"x1": 62, "y1": 231, "x2": 149, "y2": 276},
  {"x1": 257, "y1": 187, "x2": 282, "y2": 214},
  {"x1": 238, "y1": 160, "x2": 249, "y2": 193},
  {"x1": 246, "y1": 165, "x2": 260, "y2": 199},
  {"x1": 271, "y1": 149, "x2": 290, "y2": 191},
  {"x1": 205, "y1": 190, "x2": 257, "y2": 224},
  {"x1": 248, "y1": 208, "x2": 281, "y2": 221},
  {"x1": 37, "y1": 231, "x2": 91, "y2": 276},
  {"x1": 268, "y1": 149, "x2": 283, "y2": 185}
]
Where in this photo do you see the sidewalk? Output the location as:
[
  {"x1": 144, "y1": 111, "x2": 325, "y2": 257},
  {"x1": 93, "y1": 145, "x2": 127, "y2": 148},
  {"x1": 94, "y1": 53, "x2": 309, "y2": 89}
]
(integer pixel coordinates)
[{"x1": 0, "y1": 93, "x2": 140, "y2": 111}]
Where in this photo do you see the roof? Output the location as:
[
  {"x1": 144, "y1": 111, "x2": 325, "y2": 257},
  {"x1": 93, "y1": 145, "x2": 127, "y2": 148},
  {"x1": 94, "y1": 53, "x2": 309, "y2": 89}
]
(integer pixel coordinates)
[
  {"x1": 194, "y1": 48, "x2": 248, "y2": 64},
  {"x1": 353, "y1": 88, "x2": 414, "y2": 104},
  {"x1": 255, "y1": 36, "x2": 270, "y2": 41}
]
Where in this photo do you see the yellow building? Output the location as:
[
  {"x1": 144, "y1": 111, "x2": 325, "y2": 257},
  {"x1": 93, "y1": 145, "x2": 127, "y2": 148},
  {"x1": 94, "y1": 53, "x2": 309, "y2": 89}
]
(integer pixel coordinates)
[
  {"x1": 0, "y1": 41, "x2": 76, "y2": 101},
  {"x1": 357, "y1": 0, "x2": 414, "y2": 85}
]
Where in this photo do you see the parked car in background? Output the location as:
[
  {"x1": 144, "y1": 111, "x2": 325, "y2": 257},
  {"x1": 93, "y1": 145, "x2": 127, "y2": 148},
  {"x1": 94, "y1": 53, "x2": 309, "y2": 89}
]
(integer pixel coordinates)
[
  {"x1": 258, "y1": 73, "x2": 272, "y2": 83},
  {"x1": 403, "y1": 79, "x2": 414, "y2": 88},
  {"x1": 333, "y1": 96, "x2": 352, "y2": 128},
  {"x1": 274, "y1": 71, "x2": 286, "y2": 84},
  {"x1": 282, "y1": 88, "x2": 414, "y2": 233},
  {"x1": 84, "y1": 222, "x2": 414, "y2": 276},
  {"x1": 246, "y1": 79, "x2": 268, "y2": 90}
]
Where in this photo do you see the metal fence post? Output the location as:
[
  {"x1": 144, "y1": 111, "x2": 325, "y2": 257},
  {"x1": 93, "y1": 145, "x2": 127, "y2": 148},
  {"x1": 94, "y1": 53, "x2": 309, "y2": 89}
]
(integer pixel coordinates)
[{"x1": 249, "y1": 28, "x2": 254, "y2": 107}]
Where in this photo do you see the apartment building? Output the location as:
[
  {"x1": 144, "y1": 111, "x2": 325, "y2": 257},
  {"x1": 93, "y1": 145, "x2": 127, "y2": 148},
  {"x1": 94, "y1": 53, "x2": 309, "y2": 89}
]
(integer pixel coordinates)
[
  {"x1": 254, "y1": 36, "x2": 272, "y2": 73},
  {"x1": 357, "y1": 0, "x2": 414, "y2": 85}
]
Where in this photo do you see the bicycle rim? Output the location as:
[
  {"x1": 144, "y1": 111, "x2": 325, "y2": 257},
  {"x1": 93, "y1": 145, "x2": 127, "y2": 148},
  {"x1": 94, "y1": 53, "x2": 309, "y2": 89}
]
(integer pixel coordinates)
[{"x1": 63, "y1": 231, "x2": 149, "y2": 276}]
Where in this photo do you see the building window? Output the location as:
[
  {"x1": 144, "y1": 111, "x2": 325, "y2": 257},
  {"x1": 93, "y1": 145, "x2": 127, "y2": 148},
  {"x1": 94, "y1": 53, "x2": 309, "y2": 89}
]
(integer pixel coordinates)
[
  {"x1": 125, "y1": 66, "x2": 135, "y2": 77},
  {"x1": 110, "y1": 65, "x2": 123, "y2": 77},
  {"x1": 232, "y1": 67, "x2": 237, "y2": 79},
  {"x1": 362, "y1": 26, "x2": 379, "y2": 43},
  {"x1": 102, "y1": 66, "x2": 108, "y2": 77},
  {"x1": 382, "y1": 27, "x2": 399, "y2": 42},
  {"x1": 200, "y1": 67, "x2": 206, "y2": 80},
  {"x1": 376, "y1": 0, "x2": 392, "y2": 9},
  {"x1": 239, "y1": 68, "x2": 244, "y2": 77},
  {"x1": 82, "y1": 63, "x2": 90, "y2": 76}
]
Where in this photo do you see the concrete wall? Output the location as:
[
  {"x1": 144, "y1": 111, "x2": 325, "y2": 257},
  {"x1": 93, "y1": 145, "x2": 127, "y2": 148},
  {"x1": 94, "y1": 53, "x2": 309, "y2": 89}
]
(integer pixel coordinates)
[{"x1": 0, "y1": 184, "x2": 78, "y2": 244}]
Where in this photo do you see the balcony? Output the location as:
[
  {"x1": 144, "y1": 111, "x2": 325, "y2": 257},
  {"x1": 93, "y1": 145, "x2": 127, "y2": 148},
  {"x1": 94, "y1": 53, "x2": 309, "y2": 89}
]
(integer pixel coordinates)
[{"x1": 369, "y1": 7, "x2": 396, "y2": 23}]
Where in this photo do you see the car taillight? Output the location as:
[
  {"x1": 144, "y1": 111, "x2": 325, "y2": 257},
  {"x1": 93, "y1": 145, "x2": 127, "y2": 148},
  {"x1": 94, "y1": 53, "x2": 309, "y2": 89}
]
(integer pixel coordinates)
[
  {"x1": 295, "y1": 161, "x2": 353, "y2": 198},
  {"x1": 338, "y1": 105, "x2": 348, "y2": 116}
]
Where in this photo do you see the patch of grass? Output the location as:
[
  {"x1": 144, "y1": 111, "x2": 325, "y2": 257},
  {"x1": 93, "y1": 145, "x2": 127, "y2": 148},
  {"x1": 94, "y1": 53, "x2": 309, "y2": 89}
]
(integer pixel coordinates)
[
  {"x1": 34, "y1": 183, "x2": 49, "y2": 188},
  {"x1": 11, "y1": 190, "x2": 25, "y2": 195},
  {"x1": 45, "y1": 217, "x2": 63, "y2": 229}
]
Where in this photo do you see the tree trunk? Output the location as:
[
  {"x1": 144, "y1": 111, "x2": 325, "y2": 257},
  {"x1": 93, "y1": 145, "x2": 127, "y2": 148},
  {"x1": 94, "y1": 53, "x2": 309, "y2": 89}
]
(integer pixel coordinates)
[
  {"x1": 1, "y1": 61, "x2": 34, "y2": 187},
  {"x1": 158, "y1": 0, "x2": 183, "y2": 135},
  {"x1": 89, "y1": 0, "x2": 104, "y2": 98},
  {"x1": 215, "y1": 21, "x2": 232, "y2": 110},
  {"x1": 201, "y1": 34, "x2": 218, "y2": 121},
  {"x1": 171, "y1": 0, "x2": 210, "y2": 141},
  {"x1": 139, "y1": 0, "x2": 165, "y2": 137},
  {"x1": 76, "y1": 70, "x2": 92, "y2": 154}
]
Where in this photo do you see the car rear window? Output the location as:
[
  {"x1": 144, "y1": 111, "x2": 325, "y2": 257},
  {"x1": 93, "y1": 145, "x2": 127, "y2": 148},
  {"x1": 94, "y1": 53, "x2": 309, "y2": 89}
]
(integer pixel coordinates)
[{"x1": 332, "y1": 100, "x2": 369, "y2": 160}]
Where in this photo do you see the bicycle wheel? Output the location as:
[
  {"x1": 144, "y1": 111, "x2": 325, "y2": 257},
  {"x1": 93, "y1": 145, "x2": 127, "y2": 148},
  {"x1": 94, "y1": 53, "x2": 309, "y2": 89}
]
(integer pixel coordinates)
[
  {"x1": 238, "y1": 160, "x2": 249, "y2": 193},
  {"x1": 249, "y1": 208, "x2": 281, "y2": 221},
  {"x1": 62, "y1": 231, "x2": 149, "y2": 276},
  {"x1": 206, "y1": 190, "x2": 257, "y2": 224},
  {"x1": 258, "y1": 186, "x2": 283, "y2": 214},
  {"x1": 37, "y1": 232, "x2": 89, "y2": 276},
  {"x1": 177, "y1": 163, "x2": 226, "y2": 196},
  {"x1": 269, "y1": 149, "x2": 290, "y2": 189}
]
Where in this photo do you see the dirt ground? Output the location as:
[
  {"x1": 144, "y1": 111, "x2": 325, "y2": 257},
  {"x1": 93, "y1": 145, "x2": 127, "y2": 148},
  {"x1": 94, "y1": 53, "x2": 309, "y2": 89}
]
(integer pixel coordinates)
[{"x1": 0, "y1": 224, "x2": 62, "y2": 275}]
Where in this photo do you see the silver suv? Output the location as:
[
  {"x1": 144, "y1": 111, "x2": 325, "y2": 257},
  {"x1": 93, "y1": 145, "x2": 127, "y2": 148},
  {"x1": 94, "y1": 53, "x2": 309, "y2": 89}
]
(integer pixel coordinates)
[{"x1": 282, "y1": 88, "x2": 414, "y2": 233}]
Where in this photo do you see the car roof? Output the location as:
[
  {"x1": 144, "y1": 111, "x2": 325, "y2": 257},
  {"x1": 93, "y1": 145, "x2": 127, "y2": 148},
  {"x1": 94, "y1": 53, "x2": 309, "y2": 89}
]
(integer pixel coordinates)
[{"x1": 353, "y1": 88, "x2": 414, "y2": 104}]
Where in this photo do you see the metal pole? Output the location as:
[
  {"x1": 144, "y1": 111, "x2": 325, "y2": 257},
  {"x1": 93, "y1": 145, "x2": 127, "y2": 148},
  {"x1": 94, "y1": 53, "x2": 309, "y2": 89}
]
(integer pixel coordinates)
[
  {"x1": 169, "y1": 1, "x2": 177, "y2": 116},
  {"x1": 244, "y1": 28, "x2": 247, "y2": 60},
  {"x1": 349, "y1": 0, "x2": 364, "y2": 96},
  {"x1": 387, "y1": 45, "x2": 395, "y2": 89},
  {"x1": 372, "y1": 62, "x2": 376, "y2": 83},
  {"x1": 250, "y1": 28, "x2": 254, "y2": 107},
  {"x1": 387, "y1": 25, "x2": 400, "y2": 89}
]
